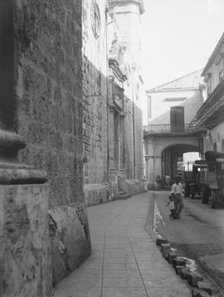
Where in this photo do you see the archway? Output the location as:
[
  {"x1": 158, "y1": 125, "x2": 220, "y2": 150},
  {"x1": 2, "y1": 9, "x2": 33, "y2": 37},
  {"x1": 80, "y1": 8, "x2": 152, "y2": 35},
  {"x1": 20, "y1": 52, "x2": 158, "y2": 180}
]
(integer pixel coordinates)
[{"x1": 162, "y1": 144, "x2": 200, "y2": 180}]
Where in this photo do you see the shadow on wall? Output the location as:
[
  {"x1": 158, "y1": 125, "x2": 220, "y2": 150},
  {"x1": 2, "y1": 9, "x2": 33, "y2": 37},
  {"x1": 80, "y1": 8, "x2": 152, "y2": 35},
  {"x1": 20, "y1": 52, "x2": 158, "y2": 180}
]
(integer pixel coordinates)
[
  {"x1": 82, "y1": 56, "x2": 145, "y2": 206},
  {"x1": 13, "y1": 0, "x2": 91, "y2": 290}
]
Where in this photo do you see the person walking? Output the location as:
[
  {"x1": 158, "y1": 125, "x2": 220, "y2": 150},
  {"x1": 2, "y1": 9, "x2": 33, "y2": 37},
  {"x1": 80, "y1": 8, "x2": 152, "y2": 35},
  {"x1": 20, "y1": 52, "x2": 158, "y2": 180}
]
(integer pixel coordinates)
[{"x1": 171, "y1": 175, "x2": 184, "y2": 218}]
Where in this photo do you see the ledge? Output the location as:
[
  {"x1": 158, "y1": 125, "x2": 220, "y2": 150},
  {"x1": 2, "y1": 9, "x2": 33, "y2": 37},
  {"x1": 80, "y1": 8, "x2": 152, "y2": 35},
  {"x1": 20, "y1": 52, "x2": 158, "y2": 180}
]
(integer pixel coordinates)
[
  {"x1": 0, "y1": 167, "x2": 48, "y2": 184},
  {"x1": 0, "y1": 129, "x2": 26, "y2": 150}
]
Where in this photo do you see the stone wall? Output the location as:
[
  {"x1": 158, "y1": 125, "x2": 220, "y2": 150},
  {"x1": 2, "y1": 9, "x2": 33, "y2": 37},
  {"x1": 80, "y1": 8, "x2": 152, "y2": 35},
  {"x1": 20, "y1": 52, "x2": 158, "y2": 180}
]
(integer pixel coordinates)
[
  {"x1": 124, "y1": 97, "x2": 134, "y2": 179},
  {"x1": 134, "y1": 104, "x2": 144, "y2": 179},
  {"x1": 14, "y1": 0, "x2": 91, "y2": 286},
  {"x1": 0, "y1": 184, "x2": 51, "y2": 297},
  {"x1": 82, "y1": 0, "x2": 144, "y2": 206},
  {"x1": 82, "y1": 0, "x2": 108, "y2": 186}
]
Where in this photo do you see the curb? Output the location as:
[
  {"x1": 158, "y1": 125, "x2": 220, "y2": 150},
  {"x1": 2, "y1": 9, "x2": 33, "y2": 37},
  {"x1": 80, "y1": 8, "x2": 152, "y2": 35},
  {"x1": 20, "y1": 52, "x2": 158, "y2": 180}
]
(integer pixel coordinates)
[{"x1": 156, "y1": 235, "x2": 213, "y2": 297}]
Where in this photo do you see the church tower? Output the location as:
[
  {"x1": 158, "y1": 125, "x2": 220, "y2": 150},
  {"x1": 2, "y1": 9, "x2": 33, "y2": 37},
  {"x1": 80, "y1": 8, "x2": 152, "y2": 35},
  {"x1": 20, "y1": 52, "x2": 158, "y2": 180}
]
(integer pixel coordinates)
[{"x1": 107, "y1": 0, "x2": 145, "y2": 66}]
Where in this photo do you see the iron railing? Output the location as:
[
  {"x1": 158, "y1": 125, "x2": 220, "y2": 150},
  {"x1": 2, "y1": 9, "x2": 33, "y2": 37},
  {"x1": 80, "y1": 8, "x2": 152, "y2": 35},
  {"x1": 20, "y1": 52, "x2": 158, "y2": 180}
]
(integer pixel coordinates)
[{"x1": 143, "y1": 124, "x2": 191, "y2": 134}]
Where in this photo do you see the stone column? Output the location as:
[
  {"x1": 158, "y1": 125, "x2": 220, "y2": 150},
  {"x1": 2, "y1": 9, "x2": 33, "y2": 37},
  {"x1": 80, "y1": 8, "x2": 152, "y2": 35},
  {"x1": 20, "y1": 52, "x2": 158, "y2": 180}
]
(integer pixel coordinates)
[
  {"x1": 108, "y1": 76, "x2": 115, "y2": 171},
  {"x1": 146, "y1": 155, "x2": 162, "y2": 184},
  {"x1": 0, "y1": 2, "x2": 51, "y2": 296}
]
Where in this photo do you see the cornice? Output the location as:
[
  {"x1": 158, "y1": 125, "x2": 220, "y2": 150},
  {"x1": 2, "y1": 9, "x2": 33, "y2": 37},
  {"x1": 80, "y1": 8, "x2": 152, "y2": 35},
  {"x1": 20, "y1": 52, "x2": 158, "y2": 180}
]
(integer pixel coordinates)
[
  {"x1": 146, "y1": 87, "x2": 199, "y2": 94},
  {"x1": 107, "y1": 0, "x2": 145, "y2": 14},
  {"x1": 202, "y1": 33, "x2": 224, "y2": 76},
  {"x1": 109, "y1": 58, "x2": 127, "y2": 82}
]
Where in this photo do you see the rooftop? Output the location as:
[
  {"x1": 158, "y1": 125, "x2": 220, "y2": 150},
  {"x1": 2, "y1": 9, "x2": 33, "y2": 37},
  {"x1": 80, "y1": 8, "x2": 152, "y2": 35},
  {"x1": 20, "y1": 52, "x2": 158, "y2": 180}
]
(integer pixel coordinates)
[{"x1": 146, "y1": 69, "x2": 203, "y2": 94}]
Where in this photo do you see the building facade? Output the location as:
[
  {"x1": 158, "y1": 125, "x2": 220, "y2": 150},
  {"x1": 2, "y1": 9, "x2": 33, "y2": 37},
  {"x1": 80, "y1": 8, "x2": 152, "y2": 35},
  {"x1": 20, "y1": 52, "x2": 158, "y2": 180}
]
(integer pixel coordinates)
[
  {"x1": 83, "y1": 0, "x2": 145, "y2": 205},
  {"x1": 0, "y1": 1, "x2": 145, "y2": 295},
  {"x1": 0, "y1": 1, "x2": 90, "y2": 296},
  {"x1": 190, "y1": 33, "x2": 224, "y2": 155},
  {"x1": 144, "y1": 70, "x2": 204, "y2": 183}
]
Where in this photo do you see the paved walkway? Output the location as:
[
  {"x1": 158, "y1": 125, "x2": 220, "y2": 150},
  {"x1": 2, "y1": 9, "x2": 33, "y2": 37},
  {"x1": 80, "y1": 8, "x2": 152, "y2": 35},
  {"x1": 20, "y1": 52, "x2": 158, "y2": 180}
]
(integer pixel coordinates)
[{"x1": 53, "y1": 192, "x2": 190, "y2": 297}]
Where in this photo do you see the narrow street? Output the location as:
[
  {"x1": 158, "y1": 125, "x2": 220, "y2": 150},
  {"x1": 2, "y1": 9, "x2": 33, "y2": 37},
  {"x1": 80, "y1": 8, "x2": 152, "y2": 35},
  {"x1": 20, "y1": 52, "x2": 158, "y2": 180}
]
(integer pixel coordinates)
[{"x1": 153, "y1": 191, "x2": 224, "y2": 296}]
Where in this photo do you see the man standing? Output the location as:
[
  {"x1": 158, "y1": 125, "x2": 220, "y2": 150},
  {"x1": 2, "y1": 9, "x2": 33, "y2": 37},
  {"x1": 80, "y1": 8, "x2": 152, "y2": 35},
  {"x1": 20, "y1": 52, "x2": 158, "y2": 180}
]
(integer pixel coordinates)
[{"x1": 171, "y1": 175, "x2": 184, "y2": 218}]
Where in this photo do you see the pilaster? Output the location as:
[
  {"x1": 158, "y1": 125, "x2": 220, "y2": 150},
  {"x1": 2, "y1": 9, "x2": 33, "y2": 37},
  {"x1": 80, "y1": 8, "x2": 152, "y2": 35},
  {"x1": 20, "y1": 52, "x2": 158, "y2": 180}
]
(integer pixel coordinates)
[{"x1": 0, "y1": 2, "x2": 50, "y2": 296}]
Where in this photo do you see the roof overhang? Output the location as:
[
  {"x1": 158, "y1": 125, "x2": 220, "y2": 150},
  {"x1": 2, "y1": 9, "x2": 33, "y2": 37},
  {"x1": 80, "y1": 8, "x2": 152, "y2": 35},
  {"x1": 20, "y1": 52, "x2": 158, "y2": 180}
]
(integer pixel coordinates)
[
  {"x1": 190, "y1": 79, "x2": 224, "y2": 129},
  {"x1": 202, "y1": 33, "x2": 224, "y2": 76}
]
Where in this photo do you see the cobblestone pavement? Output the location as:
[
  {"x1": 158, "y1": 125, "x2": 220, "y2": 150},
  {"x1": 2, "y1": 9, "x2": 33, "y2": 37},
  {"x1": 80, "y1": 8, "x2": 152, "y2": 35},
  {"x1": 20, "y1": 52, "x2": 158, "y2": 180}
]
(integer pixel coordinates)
[
  {"x1": 52, "y1": 192, "x2": 190, "y2": 297},
  {"x1": 154, "y1": 191, "x2": 224, "y2": 297}
]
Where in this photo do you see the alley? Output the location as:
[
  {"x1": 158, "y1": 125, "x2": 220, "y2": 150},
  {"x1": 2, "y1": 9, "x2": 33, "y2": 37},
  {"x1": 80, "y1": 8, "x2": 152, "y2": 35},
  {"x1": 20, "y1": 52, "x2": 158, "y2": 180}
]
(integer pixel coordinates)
[
  {"x1": 154, "y1": 191, "x2": 224, "y2": 296},
  {"x1": 53, "y1": 192, "x2": 190, "y2": 297}
]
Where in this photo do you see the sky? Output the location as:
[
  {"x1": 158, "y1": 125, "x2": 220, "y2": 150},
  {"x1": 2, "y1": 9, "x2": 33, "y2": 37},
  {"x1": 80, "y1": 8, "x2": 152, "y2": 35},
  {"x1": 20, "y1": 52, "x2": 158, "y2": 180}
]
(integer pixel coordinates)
[{"x1": 141, "y1": 0, "x2": 224, "y2": 90}]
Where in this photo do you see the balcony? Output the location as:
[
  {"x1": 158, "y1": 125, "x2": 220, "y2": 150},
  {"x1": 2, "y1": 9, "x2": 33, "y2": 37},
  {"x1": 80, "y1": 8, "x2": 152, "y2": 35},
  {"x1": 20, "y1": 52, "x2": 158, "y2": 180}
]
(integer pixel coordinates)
[{"x1": 143, "y1": 124, "x2": 191, "y2": 134}]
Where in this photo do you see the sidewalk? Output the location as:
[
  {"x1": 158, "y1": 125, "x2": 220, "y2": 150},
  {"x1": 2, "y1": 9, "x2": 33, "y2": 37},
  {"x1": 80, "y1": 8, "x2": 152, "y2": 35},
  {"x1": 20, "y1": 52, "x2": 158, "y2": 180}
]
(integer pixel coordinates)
[{"x1": 52, "y1": 192, "x2": 191, "y2": 297}]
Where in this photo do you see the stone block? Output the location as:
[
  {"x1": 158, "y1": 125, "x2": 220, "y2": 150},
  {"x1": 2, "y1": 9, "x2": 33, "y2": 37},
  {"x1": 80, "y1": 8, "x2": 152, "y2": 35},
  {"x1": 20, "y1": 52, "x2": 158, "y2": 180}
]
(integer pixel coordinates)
[
  {"x1": 197, "y1": 281, "x2": 213, "y2": 296},
  {"x1": 180, "y1": 267, "x2": 191, "y2": 279},
  {"x1": 168, "y1": 250, "x2": 177, "y2": 264},
  {"x1": 0, "y1": 184, "x2": 51, "y2": 297},
  {"x1": 161, "y1": 243, "x2": 171, "y2": 259},
  {"x1": 173, "y1": 256, "x2": 186, "y2": 268},
  {"x1": 49, "y1": 203, "x2": 91, "y2": 286},
  {"x1": 188, "y1": 272, "x2": 204, "y2": 287},
  {"x1": 156, "y1": 235, "x2": 168, "y2": 246},
  {"x1": 192, "y1": 288, "x2": 211, "y2": 297}
]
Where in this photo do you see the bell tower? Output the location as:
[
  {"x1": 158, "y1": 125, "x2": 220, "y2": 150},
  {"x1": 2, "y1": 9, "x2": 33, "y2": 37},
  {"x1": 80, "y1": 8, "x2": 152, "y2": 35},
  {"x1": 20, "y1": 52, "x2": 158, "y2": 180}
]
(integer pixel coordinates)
[{"x1": 107, "y1": 0, "x2": 145, "y2": 65}]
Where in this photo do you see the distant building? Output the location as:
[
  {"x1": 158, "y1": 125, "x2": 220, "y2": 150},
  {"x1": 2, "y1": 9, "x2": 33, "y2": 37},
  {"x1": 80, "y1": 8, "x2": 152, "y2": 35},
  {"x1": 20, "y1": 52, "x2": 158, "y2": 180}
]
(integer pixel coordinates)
[
  {"x1": 144, "y1": 70, "x2": 204, "y2": 183},
  {"x1": 190, "y1": 33, "x2": 224, "y2": 154},
  {"x1": 145, "y1": 69, "x2": 204, "y2": 130}
]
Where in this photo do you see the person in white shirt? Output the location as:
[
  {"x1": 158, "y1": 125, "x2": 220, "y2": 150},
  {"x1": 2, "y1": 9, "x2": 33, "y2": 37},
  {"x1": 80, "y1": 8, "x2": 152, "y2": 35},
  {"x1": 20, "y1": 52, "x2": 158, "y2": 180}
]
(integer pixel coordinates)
[{"x1": 171, "y1": 175, "x2": 184, "y2": 218}]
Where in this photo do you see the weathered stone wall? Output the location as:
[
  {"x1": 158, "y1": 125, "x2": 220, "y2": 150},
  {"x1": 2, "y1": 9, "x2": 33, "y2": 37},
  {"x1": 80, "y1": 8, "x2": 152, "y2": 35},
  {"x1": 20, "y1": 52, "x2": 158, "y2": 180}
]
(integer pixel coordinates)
[
  {"x1": 82, "y1": 0, "x2": 144, "y2": 206},
  {"x1": 134, "y1": 104, "x2": 144, "y2": 179},
  {"x1": 14, "y1": 0, "x2": 91, "y2": 286},
  {"x1": 82, "y1": 0, "x2": 108, "y2": 186},
  {"x1": 82, "y1": 0, "x2": 113, "y2": 205},
  {"x1": 124, "y1": 97, "x2": 134, "y2": 179},
  {"x1": 0, "y1": 184, "x2": 51, "y2": 297}
]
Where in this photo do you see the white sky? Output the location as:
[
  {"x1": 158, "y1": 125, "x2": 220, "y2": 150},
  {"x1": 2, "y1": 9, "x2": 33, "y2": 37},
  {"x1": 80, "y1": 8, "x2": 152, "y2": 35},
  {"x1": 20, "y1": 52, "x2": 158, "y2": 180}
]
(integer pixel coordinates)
[{"x1": 141, "y1": 0, "x2": 224, "y2": 89}]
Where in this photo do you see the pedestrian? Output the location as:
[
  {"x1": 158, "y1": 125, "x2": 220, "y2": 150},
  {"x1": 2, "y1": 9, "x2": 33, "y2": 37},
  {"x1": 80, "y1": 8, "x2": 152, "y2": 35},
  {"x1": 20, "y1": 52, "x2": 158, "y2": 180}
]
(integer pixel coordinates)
[
  {"x1": 171, "y1": 175, "x2": 184, "y2": 218},
  {"x1": 167, "y1": 194, "x2": 176, "y2": 219}
]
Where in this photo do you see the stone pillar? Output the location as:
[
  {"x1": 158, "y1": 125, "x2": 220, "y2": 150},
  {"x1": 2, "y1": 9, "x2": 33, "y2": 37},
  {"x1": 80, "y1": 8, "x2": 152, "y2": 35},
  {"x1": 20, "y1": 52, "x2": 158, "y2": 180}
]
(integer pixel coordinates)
[
  {"x1": 109, "y1": 106, "x2": 115, "y2": 170},
  {"x1": 0, "y1": 182, "x2": 51, "y2": 297},
  {"x1": 108, "y1": 77, "x2": 114, "y2": 170},
  {"x1": 0, "y1": 2, "x2": 51, "y2": 296},
  {"x1": 146, "y1": 155, "x2": 162, "y2": 184},
  {"x1": 0, "y1": 136, "x2": 50, "y2": 297},
  {"x1": 120, "y1": 114, "x2": 126, "y2": 170}
]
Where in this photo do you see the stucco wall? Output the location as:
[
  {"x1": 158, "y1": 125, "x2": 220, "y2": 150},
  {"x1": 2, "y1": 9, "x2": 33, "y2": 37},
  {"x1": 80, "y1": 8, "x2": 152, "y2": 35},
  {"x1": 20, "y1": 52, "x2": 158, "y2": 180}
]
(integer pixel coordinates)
[
  {"x1": 14, "y1": 0, "x2": 91, "y2": 286},
  {"x1": 148, "y1": 89, "x2": 203, "y2": 126}
]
